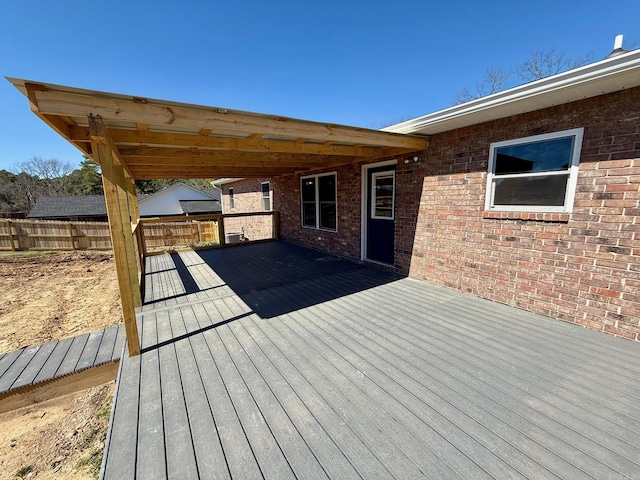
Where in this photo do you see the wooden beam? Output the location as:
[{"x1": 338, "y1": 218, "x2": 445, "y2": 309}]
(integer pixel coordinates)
[
  {"x1": 0, "y1": 361, "x2": 119, "y2": 415},
  {"x1": 93, "y1": 138, "x2": 141, "y2": 356},
  {"x1": 33, "y1": 89, "x2": 428, "y2": 150},
  {"x1": 23, "y1": 83, "x2": 91, "y2": 157},
  {"x1": 129, "y1": 167, "x2": 304, "y2": 179},
  {"x1": 69, "y1": 126, "x2": 392, "y2": 158},
  {"x1": 89, "y1": 116, "x2": 135, "y2": 180},
  {"x1": 119, "y1": 147, "x2": 356, "y2": 166}
]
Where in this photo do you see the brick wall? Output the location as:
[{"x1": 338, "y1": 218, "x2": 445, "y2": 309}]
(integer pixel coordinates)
[
  {"x1": 219, "y1": 178, "x2": 274, "y2": 242},
  {"x1": 220, "y1": 178, "x2": 270, "y2": 214},
  {"x1": 223, "y1": 215, "x2": 273, "y2": 242},
  {"x1": 273, "y1": 163, "x2": 363, "y2": 259},
  {"x1": 274, "y1": 87, "x2": 640, "y2": 341},
  {"x1": 401, "y1": 87, "x2": 640, "y2": 341}
]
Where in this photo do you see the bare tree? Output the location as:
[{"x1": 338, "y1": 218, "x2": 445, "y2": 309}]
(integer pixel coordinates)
[
  {"x1": 454, "y1": 50, "x2": 593, "y2": 105},
  {"x1": 515, "y1": 50, "x2": 593, "y2": 81},
  {"x1": 454, "y1": 67, "x2": 509, "y2": 104},
  {"x1": 16, "y1": 157, "x2": 74, "y2": 196}
]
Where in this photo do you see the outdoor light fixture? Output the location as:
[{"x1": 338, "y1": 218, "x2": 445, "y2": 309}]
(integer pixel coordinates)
[{"x1": 404, "y1": 156, "x2": 420, "y2": 164}]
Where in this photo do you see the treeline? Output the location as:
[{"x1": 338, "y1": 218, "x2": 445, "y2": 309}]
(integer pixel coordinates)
[{"x1": 0, "y1": 156, "x2": 215, "y2": 214}]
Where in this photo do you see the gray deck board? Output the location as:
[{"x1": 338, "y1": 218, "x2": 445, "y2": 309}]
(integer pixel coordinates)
[
  {"x1": 55, "y1": 333, "x2": 89, "y2": 377},
  {"x1": 101, "y1": 351, "x2": 141, "y2": 479},
  {"x1": 136, "y1": 310, "x2": 166, "y2": 480},
  {"x1": 0, "y1": 345, "x2": 40, "y2": 392},
  {"x1": 0, "y1": 326, "x2": 125, "y2": 395},
  {"x1": 189, "y1": 302, "x2": 263, "y2": 480},
  {"x1": 94, "y1": 326, "x2": 121, "y2": 365},
  {"x1": 11, "y1": 340, "x2": 58, "y2": 389},
  {"x1": 102, "y1": 242, "x2": 640, "y2": 480},
  {"x1": 0, "y1": 348, "x2": 24, "y2": 378},
  {"x1": 76, "y1": 329, "x2": 105, "y2": 370}
]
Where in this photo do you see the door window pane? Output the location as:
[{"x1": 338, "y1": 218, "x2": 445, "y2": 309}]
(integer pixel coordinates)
[{"x1": 371, "y1": 172, "x2": 395, "y2": 220}]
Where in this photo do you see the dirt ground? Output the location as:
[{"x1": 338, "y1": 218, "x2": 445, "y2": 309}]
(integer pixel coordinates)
[
  {"x1": 0, "y1": 251, "x2": 121, "y2": 479},
  {"x1": 0, "y1": 251, "x2": 121, "y2": 353},
  {"x1": 0, "y1": 383, "x2": 114, "y2": 480}
]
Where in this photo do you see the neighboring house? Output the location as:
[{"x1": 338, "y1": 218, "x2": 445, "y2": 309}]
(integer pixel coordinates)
[
  {"x1": 211, "y1": 178, "x2": 272, "y2": 214},
  {"x1": 268, "y1": 48, "x2": 640, "y2": 340},
  {"x1": 27, "y1": 195, "x2": 109, "y2": 222},
  {"x1": 28, "y1": 183, "x2": 222, "y2": 221},
  {"x1": 212, "y1": 178, "x2": 274, "y2": 242},
  {"x1": 138, "y1": 182, "x2": 221, "y2": 217}
]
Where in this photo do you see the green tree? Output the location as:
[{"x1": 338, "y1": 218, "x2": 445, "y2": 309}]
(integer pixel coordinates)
[{"x1": 79, "y1": 158, "x2": 103, "y2": 195}]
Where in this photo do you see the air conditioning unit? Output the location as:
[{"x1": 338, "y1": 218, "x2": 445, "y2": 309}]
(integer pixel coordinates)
[{"x1": 225, "y1": 232, "x2": 242, "y2": 244}]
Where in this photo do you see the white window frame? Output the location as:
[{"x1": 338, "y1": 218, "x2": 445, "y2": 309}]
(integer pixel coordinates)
[
  {"x1": 261, "y1": 181, "x2": 272, "y2": 212},
  {"x1": 484, "y1": 128, "x2": 583, "y2": 213},
  {"x1": 370, "y1": 171, "x2": 396, "y2": 220},
  {"x1": 228, "y1": 187, "x2": 235, "y2": 210},
  {"x1": 300, "y1": 172, "x2": 337, "y2": 232}
]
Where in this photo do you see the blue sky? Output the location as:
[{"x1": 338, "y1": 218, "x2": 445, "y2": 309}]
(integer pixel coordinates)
[{"x1": 0, "y1": 0, "x2": 638, "y2": 172}]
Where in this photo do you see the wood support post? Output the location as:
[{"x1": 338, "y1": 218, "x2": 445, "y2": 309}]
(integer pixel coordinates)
[
  {"x1": 219, "y1": 215, "x2": 226, "y2": 247},
  {"x1": 90, "y1": 116, "x2": 140, "y2": 356},
  {"x1": 6, "y1": 220, "x2": 16, "y2": 251},
  {"x1": 126, "y1": 178, "x2": 146, "y2": 257},
  {"x1": 272, "y1": 211, "x2": 280, "y2": 240},
  {"x1": 114, "y1": 165, "x2": 143, "y2": 309}
]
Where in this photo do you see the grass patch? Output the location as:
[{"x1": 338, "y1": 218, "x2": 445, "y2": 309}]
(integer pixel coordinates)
[
  {"x1": 15, "y1": 465, "x2": 32, "y2": 478},
  {"x1": 96, "y1": 404, "x2": 111, "y2": 420},
  {"x1": 0, "y1": 250, "x2": 60, "y2": 260},
  {"x1": 76, "y1": 450, "x2": 102, "y2": 479}
]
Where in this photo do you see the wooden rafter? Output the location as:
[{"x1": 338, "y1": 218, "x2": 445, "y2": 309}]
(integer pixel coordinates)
[
  {"x1": 31, "y1": 89, "x2": 427, "y2": 149},
  {"x1": 69, "y1": 126, "x2": 396, "y2": 157},
  {"x1": 10, "y1": 77, "x2": 429, "y2": 181}
]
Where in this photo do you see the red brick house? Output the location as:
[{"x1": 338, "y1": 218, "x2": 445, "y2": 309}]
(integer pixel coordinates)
[
  {"x1": 259, "y1": 49, "x2": 640, "y2": 341},
  {"x1": 212, "y1": 177, "x2": 274, "y2": 242}
]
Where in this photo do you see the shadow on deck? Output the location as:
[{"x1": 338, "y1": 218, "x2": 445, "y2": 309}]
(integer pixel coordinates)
[{"x1": 102, "y1": 241, "x2": 640, "y2": 480}]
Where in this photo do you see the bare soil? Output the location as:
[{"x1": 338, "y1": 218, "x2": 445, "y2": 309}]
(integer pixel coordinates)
[
  {"x1": 0, "y1": 251, "x2": 121, "y2": 479},
  {"x1": 0, "y1": 251, "x2": 121, "y2": 353},
  {"x1": 0, "y1": 383, "x2": 114, "y2": 480}
]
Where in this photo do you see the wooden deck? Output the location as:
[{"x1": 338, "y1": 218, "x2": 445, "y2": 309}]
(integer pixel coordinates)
[
  {"x1": 102, "y1": 242, "x2": 640, "y2": 479},
  {"x1": 0, "y1": 325, "x2": 124, "y2": 395}
]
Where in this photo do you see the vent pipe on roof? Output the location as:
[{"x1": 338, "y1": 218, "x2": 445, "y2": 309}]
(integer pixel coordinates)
[{"x1": 606, "y1": 34, "x2": 629, "y2": 58}]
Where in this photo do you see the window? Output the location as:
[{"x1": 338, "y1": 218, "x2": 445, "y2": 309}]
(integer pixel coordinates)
[
  {"x1": 485, "y1": 128, "x2": 583, "y2": 213},
  {"x1": 301, "y1": 173, "x2": 337, "y2": 231},
  {"x1": 261, "y1": 182, "x2": 272, "y2": 211},
  {"x1": 371, "y1": 171, "x2": 395, "y2": 220},
  {"x1": 228, "y1": 187, "x2": 235, "y2": 209}
]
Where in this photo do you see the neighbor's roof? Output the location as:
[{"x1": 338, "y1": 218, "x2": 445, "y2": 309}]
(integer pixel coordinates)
[
  {"x1": 7, "y1": 78, "x2": 427, "y2": 180},
  {"x1": 27, "y1": 195, "x2": 107, "y2": 218},
  {"x1": 179, "y1": 200, "x2": 222, "y2": 214},
  {"x1": 137, "y1": 181, "x2": 221, "y2": 204},
  {"x1": 384, "y1": 48, "x2": 640, "y2": 135}
]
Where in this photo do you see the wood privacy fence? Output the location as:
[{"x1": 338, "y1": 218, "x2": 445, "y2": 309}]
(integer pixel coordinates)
[
  {"x1": 0, "y1": 219, "x2": 112, "y2": 251},
  {"x1": 0, "y1": 212, "x2": 280, "y2": 252}
]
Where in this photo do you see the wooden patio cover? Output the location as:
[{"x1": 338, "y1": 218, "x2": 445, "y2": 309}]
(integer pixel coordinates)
[{"x1": 7, "y1": 77, "x2": 427, "y2": 355}]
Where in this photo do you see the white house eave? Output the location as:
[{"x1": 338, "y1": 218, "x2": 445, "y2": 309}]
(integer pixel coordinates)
[
  {"x1": 210, "y1": 178, "x2": 246, "y2": 186},
  {"x1": 384, "y1": 49, "x2": 640, "y2": 135}
]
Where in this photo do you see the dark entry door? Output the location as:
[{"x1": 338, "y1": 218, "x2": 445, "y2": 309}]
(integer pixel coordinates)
[{"x1": 366, "y1": 165, "x2": 396, "y2": 264}]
